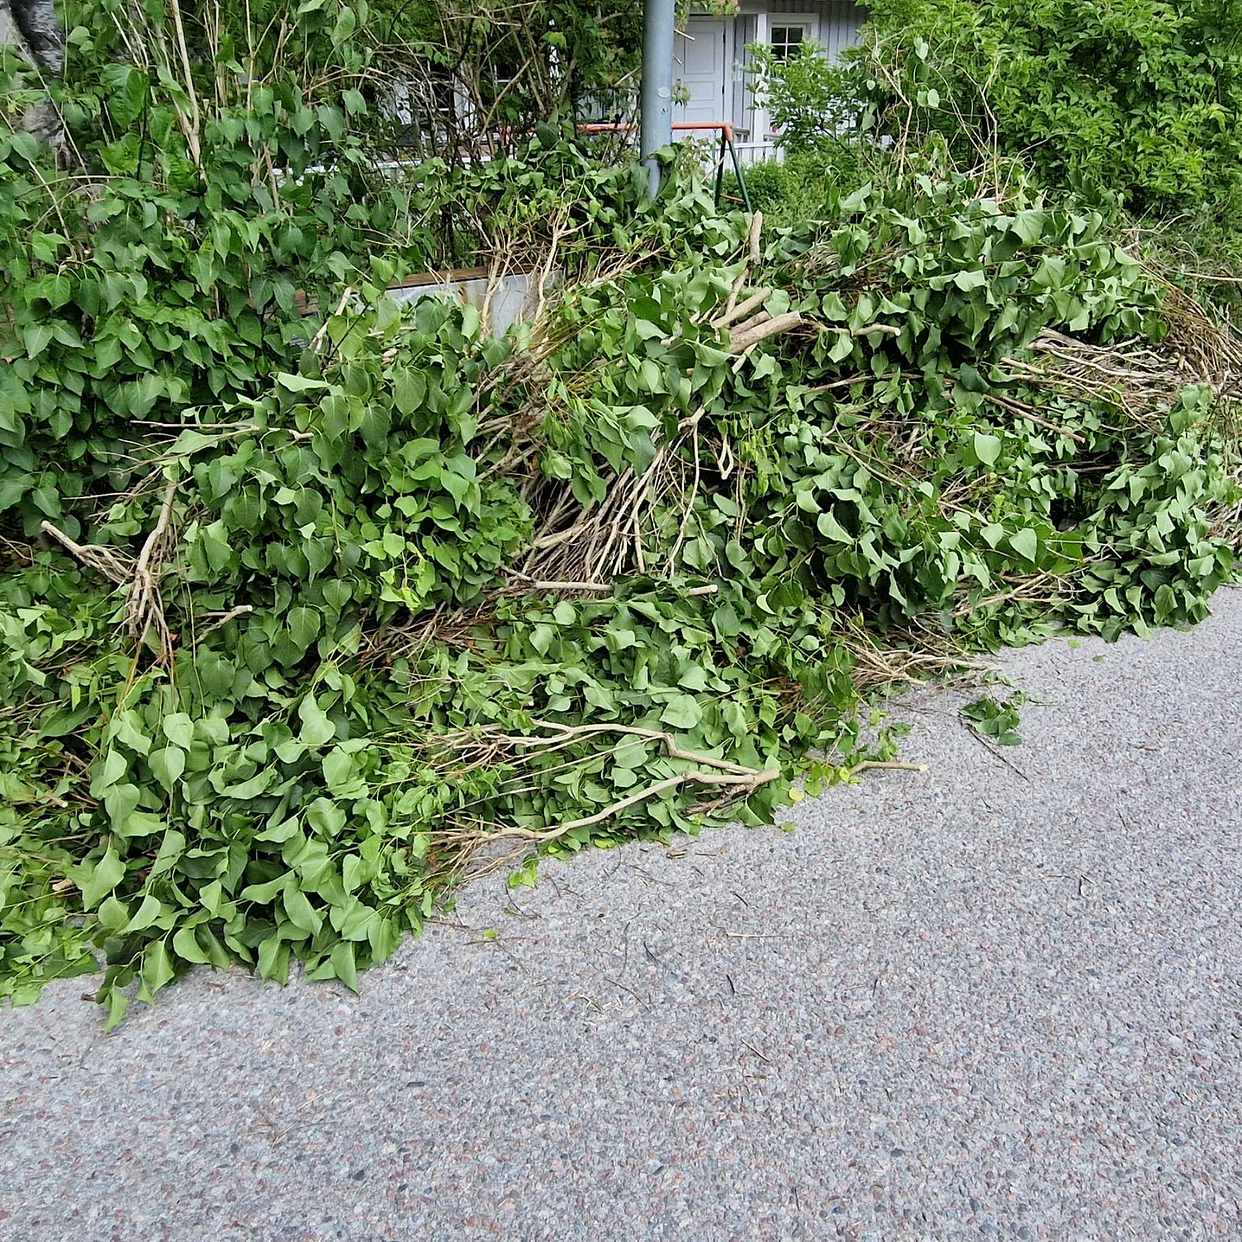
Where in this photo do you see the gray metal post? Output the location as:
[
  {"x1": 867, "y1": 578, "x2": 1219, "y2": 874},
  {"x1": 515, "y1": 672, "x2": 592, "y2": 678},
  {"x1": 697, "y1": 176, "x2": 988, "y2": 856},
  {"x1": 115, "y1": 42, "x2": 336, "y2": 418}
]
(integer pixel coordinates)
[{"x1": 639, "y1": 0, "x2": 675, "y2": 196}]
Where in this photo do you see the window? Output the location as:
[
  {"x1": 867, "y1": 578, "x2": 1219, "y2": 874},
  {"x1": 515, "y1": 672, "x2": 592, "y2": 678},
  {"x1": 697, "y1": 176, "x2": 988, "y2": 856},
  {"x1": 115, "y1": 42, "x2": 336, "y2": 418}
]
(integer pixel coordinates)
[{"x1": 769, "y1": 24, "x2": 808, "y2": 61}]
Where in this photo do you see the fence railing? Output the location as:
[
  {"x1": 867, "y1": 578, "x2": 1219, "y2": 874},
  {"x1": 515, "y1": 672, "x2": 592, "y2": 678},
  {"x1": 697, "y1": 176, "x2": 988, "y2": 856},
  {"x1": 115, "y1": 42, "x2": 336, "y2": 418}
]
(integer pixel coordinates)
[
  {"x1": 731, "y1": 141, "x2": 782, "y2": 168},
  {"x1": 577, "y1": 122, "x2": 757, "y2": 209}
]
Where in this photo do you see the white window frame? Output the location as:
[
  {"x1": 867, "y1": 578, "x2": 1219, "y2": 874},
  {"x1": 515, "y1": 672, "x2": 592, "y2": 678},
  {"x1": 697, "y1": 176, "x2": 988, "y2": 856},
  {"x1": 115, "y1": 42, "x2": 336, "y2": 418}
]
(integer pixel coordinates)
[{"x1": 765, "y1": 14, "x2": 819, "y2": 65}]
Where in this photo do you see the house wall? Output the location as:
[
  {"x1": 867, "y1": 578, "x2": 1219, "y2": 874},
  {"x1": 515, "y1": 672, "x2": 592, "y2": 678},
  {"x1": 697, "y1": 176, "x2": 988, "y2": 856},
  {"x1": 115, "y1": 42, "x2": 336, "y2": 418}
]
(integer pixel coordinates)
[
  {"x1": 731, "y1": 12, "x2": 759, "y2": 136},
  {"x1": 579, "y1": 2, "x2": 866, "y2": 167}
]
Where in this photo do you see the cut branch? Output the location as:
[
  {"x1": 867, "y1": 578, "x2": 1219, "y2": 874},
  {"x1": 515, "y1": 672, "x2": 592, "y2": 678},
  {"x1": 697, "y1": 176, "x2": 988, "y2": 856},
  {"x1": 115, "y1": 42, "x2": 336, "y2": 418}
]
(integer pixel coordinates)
[
  {"x1": 126, "y1": 480, "x2": 178, "y2": 663},
  {"x1": 713, "y1": 287, "x2": 771, "y2": 330},
  {"x1": 39, "y1": 522, "x2": 133, "y2": 585},
  {"x1": 748, "y1": 210, "x2": 764, "y2": 264},
  {"x1": 483, "y1": 766, "x2": 779, "y2": 842},
  {"x1": 729, "y1": 311, "x2": 804, "y2": 354}
]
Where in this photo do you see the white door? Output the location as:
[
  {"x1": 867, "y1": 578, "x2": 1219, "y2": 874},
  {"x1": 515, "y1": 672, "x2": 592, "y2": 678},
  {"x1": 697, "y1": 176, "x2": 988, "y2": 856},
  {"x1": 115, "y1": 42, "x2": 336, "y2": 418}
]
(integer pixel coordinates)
[{"x1": 674, "y1": 17, "x2": 727, "y2": 127}]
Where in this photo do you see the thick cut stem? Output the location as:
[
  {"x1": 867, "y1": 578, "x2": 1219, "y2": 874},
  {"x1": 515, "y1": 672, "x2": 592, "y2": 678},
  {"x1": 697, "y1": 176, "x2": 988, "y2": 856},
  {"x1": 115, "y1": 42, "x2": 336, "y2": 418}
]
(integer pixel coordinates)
[{"x1": 729, "y1": 311, "x2": 804, "y2": 354}]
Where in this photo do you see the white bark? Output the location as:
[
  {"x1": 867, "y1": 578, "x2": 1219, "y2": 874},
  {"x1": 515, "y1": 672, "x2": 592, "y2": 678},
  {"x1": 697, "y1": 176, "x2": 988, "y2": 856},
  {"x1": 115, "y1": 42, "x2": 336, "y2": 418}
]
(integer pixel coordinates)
[{"x1": 1, "y1": 0, "x2": 66, "y2": 152}]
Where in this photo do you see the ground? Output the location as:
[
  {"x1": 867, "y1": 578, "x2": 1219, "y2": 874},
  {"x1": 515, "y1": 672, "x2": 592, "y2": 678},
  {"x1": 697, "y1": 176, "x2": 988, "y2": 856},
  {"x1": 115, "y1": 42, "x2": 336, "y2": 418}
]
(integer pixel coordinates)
[{"x1": 2, "y1": 591, "x2": 1239, "y2": 1242}]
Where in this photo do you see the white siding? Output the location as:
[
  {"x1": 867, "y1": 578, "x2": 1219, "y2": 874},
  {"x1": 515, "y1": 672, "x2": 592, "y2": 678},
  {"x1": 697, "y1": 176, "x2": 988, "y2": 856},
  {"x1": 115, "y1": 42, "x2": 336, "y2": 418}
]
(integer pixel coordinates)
[
  {"x1": 821, "y1": 1, "x2": 867, "y2": 59},
  {"x1": 732, "y1": 12, "x2": 759, "y2": 137},
  {"x1": 732, "y1": 12, "x2": 761, "y2": 146}
]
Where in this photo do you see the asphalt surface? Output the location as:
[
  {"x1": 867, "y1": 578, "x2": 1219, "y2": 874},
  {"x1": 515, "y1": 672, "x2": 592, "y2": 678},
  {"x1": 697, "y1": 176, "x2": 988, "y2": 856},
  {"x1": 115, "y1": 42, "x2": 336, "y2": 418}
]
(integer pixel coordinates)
[{"x1": 2, "y1": 591, "x2": 1240, "y2": 1242}]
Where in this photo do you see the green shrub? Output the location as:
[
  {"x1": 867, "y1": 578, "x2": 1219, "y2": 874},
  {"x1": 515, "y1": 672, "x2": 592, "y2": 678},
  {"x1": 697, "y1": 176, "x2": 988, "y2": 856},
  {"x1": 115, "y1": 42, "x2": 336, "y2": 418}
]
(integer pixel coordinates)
[
  {"x1": 724, "y1": 144, "x2": 874, "y2": 226},
  {"x1": 2, "y1": 1, "x2": 1238, "y2": 1025},
  {"x1": 750, "y1": 41, "x2": 858, "y2": 154},
  {"x1": 0, "y1": 1, "x2": 685, "y2": 543},
  {"x1": 856, "y1": 0, "x2": 1242, "y2": 225}
]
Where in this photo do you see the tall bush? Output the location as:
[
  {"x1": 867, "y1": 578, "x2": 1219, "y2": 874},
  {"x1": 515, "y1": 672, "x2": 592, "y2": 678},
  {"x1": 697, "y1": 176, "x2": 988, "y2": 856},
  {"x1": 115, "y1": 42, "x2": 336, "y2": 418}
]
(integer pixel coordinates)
[
  {"x1": 0, "y1": 1, "x2": 665, "y2": 540},
  {"x1": 856, "y1": 0, "x2": 1242, "y2": 224}
]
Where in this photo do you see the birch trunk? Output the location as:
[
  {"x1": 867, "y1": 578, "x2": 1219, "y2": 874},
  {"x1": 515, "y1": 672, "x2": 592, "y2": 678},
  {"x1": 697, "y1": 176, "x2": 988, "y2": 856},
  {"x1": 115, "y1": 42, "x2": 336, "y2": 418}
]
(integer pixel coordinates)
[{"x1": 0, "y1": 0, "x2": 66, "y2": 154}]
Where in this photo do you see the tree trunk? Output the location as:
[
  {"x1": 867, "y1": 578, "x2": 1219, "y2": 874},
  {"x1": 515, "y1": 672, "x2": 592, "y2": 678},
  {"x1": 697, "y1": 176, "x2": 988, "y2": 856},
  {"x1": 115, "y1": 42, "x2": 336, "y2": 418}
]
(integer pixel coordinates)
[{"x1": 0, "y1": 0, "x2": 66, "y2": 154}]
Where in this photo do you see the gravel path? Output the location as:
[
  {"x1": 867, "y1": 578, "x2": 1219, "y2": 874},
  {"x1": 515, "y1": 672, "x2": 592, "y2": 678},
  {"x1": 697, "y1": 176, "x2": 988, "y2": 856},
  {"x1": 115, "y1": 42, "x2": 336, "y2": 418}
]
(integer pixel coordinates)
[{"x1": 2, "y1": 592, "x2": 1240, "y2": 1242}]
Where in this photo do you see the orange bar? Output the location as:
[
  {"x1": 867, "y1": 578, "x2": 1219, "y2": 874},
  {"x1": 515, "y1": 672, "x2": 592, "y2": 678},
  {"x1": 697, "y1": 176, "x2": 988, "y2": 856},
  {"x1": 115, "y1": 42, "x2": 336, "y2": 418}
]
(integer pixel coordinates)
[{"x1": 578, "y1": 121, "x2": 735, "y2": 142}]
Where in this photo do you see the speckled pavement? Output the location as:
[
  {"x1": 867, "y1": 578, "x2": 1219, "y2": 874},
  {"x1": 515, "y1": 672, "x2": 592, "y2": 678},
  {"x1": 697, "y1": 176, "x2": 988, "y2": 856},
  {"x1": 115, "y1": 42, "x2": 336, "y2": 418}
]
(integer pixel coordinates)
[{"x1": 2, "y1": 591, "x2": 1240, "y2": 1242}]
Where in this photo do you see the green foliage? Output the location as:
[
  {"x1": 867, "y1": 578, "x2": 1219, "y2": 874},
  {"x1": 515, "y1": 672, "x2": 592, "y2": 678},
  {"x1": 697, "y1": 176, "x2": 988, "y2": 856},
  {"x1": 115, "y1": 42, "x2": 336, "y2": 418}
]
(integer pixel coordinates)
[
  {"x1": 0, "y1": 3, "x2": 426, "y2": 536},
  {"x1": 855, "y1": 0, "x2": 1242, "y2": 225},
  {"x1": 750, "y1": 40, "x2": 858, "y2": 155},
  {"x1": 369, "y1": 0, "x2": 645, "y2": 148},
  {"x1": 0, "y1": 3, "x2": 679, "y2": 538},
  {"x1": 171, "y1": 298, "x2": 530, "y2": 627},
  {"x1": 1077, "y1": 389, "x2": 1236, "y2": 636},
  {"x1": 752, "y1": 176, "x2": 1234, "y2": 647},
  {"x1": 724, "y1": 145, "x2": 873, "y2": 226},
  {"x1": 961, "y1": 693, "x2": 1024, "y2": 746}
]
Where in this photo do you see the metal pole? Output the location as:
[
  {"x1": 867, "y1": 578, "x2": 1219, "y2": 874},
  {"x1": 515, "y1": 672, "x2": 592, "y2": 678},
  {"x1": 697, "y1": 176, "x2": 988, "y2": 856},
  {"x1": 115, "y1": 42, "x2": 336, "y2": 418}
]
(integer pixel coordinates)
[{"x1": 640, "y1": 0, "x2": 675, "y2": 196}]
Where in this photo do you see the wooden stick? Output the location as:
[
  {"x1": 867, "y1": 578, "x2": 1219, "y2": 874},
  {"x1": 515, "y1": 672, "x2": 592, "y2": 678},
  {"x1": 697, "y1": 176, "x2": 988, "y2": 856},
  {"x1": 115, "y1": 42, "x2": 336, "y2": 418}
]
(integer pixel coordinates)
[
  {"x1": 980, "y1": 391, "x2": 1086, "y2": 444},
  {"x1": 131, "y1": 481, "x2": 177, "y2": 588},
  {"x1": 748, "y1": 210, "x2": 764, "y2": 265},
  {"x1": 730, "y1": 311, "x2": 804, "y2": 354},
  {"x1": 728, "y1": 308, "x2": 771, "y2": 339},
  {"x1": 127, "y1": 480, "x2": 178, "y2": 660},
  {"x1": 668, "y1": 408, "x2": 704, "y2": 571},
  {"x1": 168, "y1": 0, "x2": 203, "y2": 172},
  {"x1": 481, "y1": 255, "x2": 504, "y2": 338},
  {"x1": 731, "y1": 342, "x2": 759, "y2": 373},
  {"x1": 39, "y1": 522, "x2": 132, "y2": 585},
  {"x1": 310, "y1": 287, "x2": 353, "y2": 351},
  {"x1": 849, "y1": 760, "x2": 928, "y2": 774},
  {"x1": 803, "y1": 375, "x2": 868, "y2": 395},
  {"x1": 720, "y1": 265, "x2": 748, "y2": 323},
  {"x1": 712, "y1": 287, "x2": 771, "y2": 330},
  {"x1": 803, "y1": 370, "x2": 922, "y2": 396},
  {"x1": 196, "y1": 604, "x2": 254, "y2": 639},
  {"x1": 510, "y1": 575, "x2": 613, "y2": 592},
  {"x1": 508, "y1": 718, "x2": 759, "y2": 776}
]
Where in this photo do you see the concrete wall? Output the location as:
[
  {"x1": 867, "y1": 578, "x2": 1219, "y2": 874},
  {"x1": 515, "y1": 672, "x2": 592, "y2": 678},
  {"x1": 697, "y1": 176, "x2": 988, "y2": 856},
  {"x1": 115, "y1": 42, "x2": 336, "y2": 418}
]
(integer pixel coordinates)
[{"x1": 386, "y1": 269, "x2": 553, "y2": 338}]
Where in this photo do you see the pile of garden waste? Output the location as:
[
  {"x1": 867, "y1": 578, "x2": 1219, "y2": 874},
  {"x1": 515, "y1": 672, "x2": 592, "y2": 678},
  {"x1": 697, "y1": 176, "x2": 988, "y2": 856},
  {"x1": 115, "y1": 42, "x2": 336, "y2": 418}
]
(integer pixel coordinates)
[{"x1": 3, "y1": 167, "x2": 1239, "y2": 1025}]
